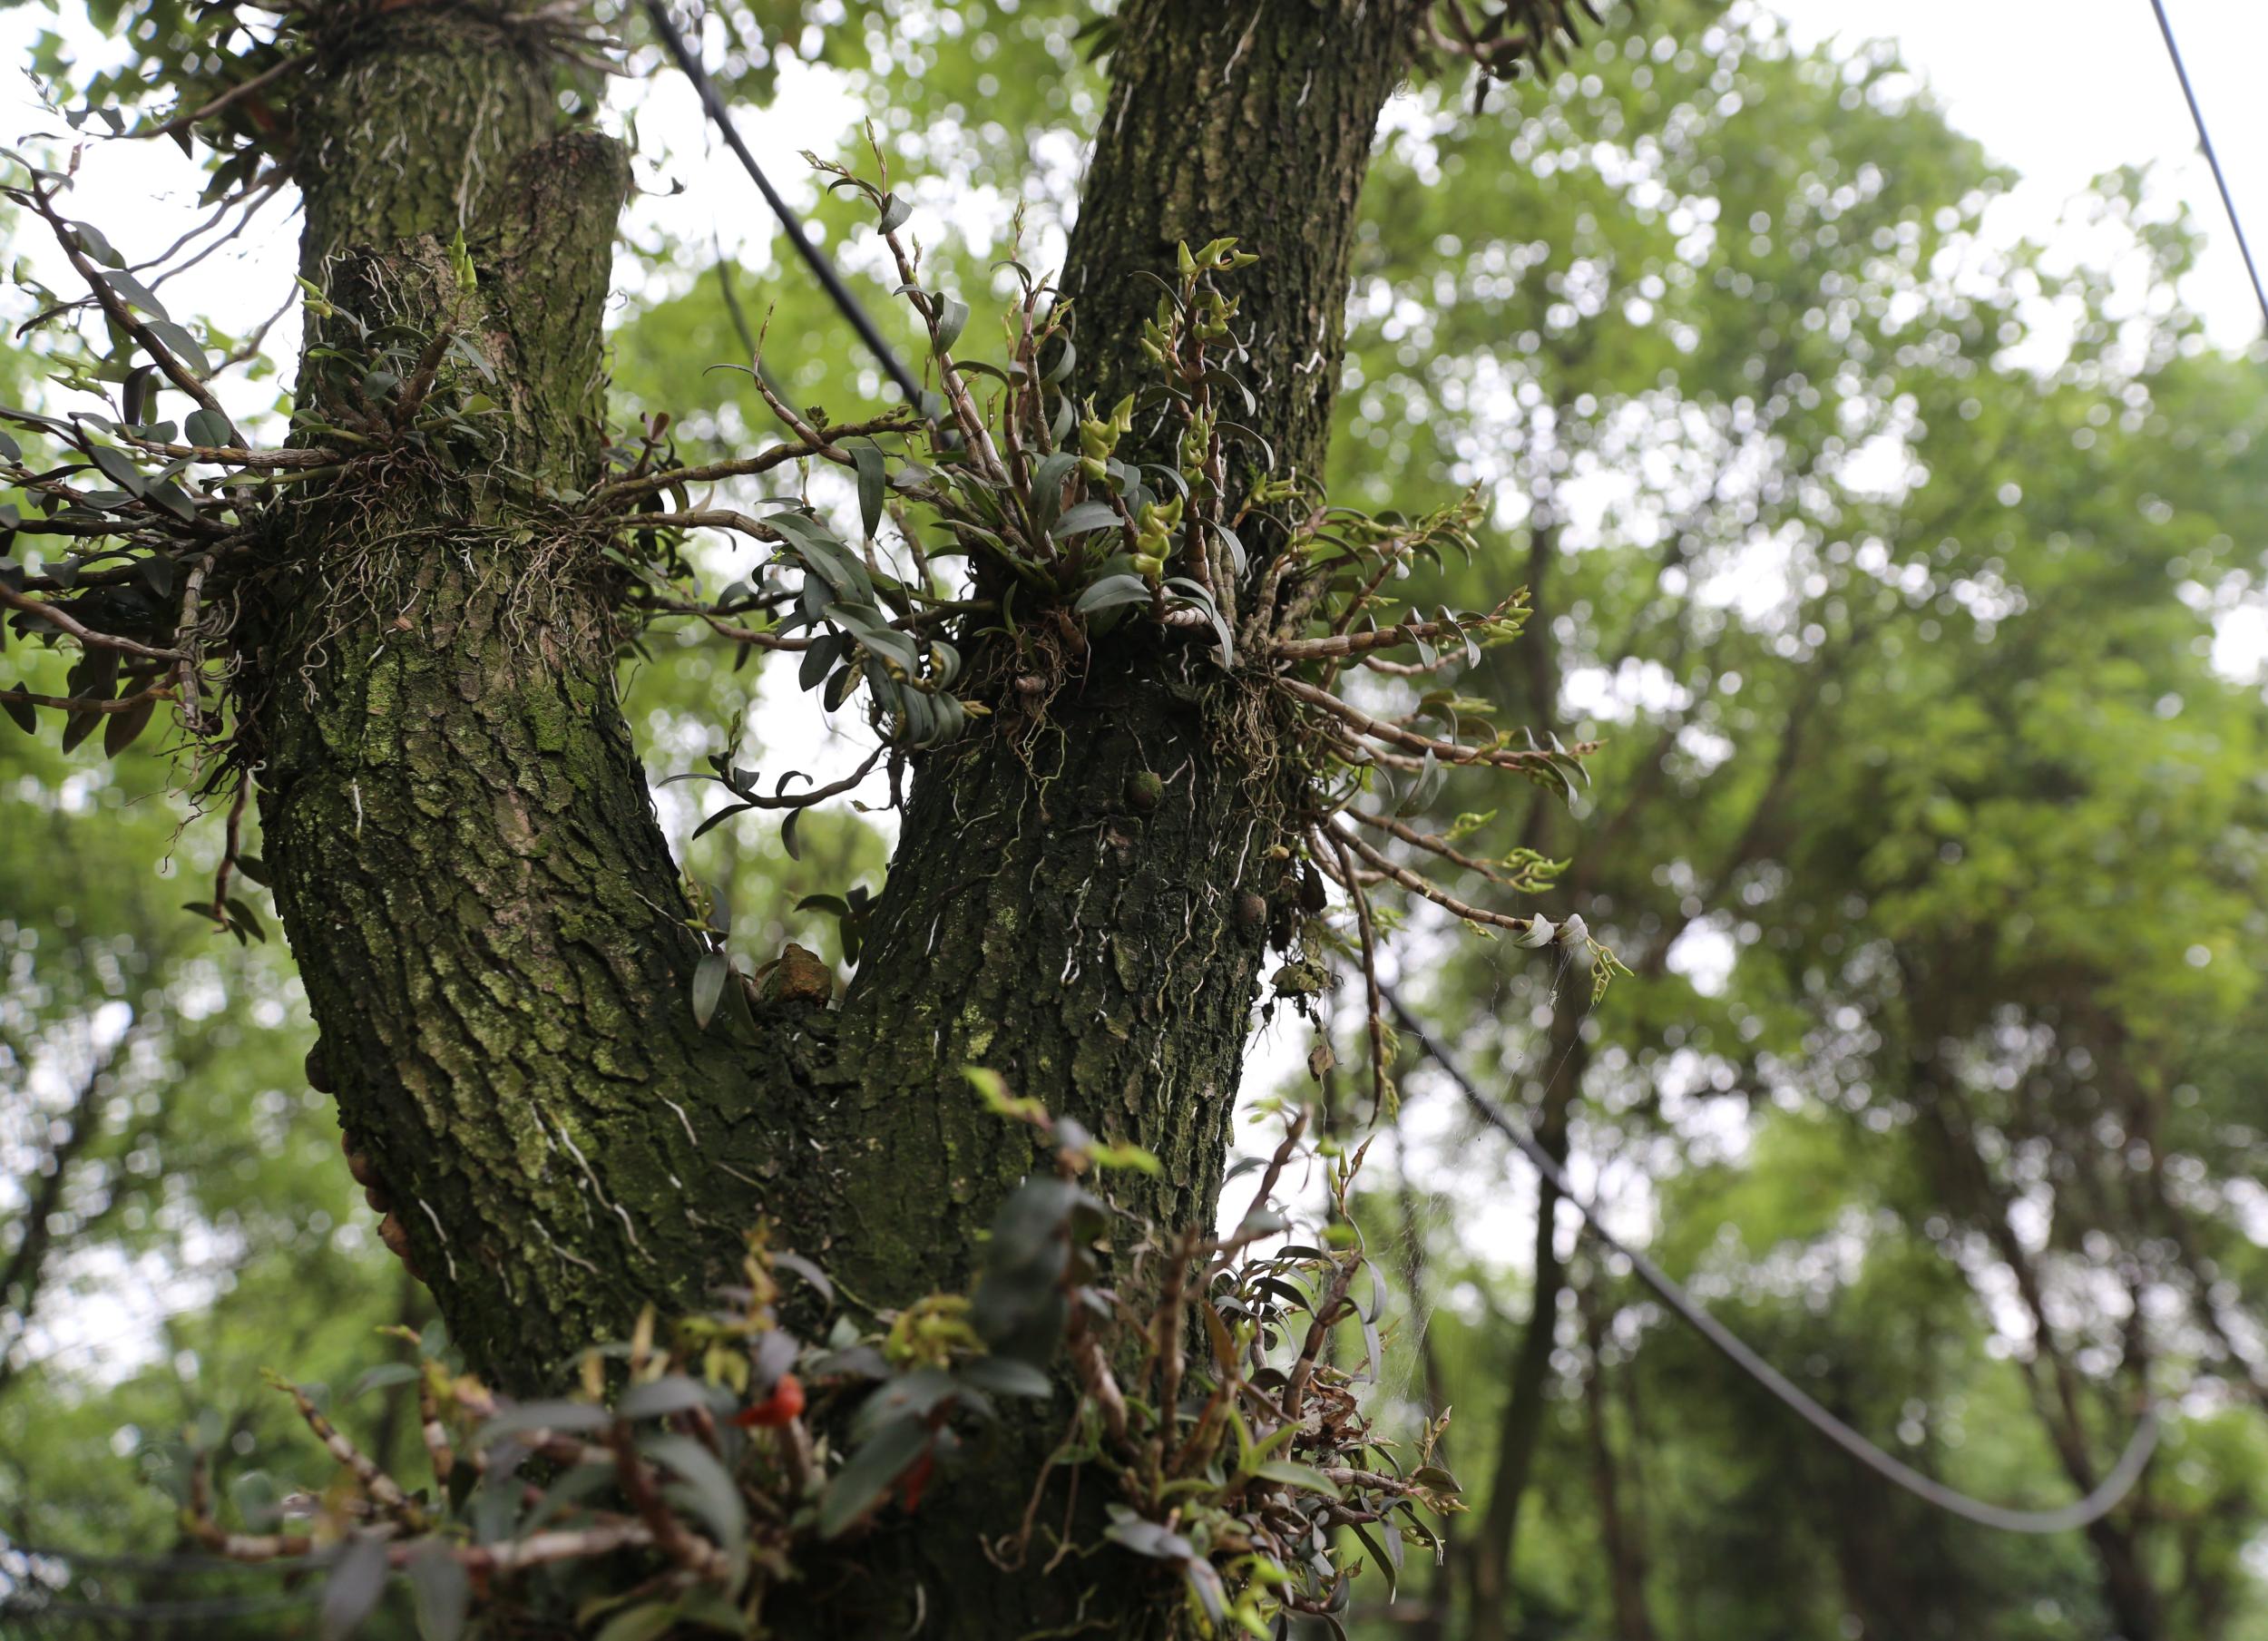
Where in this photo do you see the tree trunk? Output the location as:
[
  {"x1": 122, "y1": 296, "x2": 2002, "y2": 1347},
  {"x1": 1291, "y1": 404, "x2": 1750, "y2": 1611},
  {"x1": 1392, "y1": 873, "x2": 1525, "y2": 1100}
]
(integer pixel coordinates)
[
  {"x1": 1578, "y1": 1259, "x2": 1656, "y2": 1641},
  {"x1": 252, "y1": 12, "x2": 749, "y2": 1378},
  {"x1": 249, "y1": 2, "x2": 1426, "y2": 1631},
  {"x1": 1066, "y1": 1, "x2": 1413, "y2": 480},
  {"x1": 1466, "y1": 1023, "x2": 1588, "y2": 1641},
  {"x1": 1909, "y1": 1052, "x2": 2162, "y2": 1641}
]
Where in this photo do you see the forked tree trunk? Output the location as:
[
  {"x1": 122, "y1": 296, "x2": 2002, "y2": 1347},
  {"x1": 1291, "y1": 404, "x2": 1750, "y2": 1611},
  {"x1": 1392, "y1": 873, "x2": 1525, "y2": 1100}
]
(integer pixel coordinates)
[{"x1": 249, "y1": 2, "x2": 1427, "y2": 1632}]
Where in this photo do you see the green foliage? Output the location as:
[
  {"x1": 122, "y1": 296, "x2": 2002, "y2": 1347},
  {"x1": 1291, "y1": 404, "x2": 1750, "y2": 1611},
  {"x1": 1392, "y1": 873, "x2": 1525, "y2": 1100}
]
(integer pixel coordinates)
[
  {"x1": 1314, "y1": 3, "x2": 2268, "y2": 1636},
  {"x1": 0, "y1": 646, "x2": 410, "y2": 1635},
  {"x1": 5, "y1": 0, "x2": 2267, "y2": 1636},
  {"x1": 100, "y1": 1094, "x2": 1461, "y2": 1641}
]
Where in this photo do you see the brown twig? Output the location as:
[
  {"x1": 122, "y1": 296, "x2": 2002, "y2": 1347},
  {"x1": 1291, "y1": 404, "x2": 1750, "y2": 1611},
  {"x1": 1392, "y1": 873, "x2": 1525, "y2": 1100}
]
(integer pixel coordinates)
[
  {"x1": 0, "y1": 682, "x2": 171, "y2": 715},
  {"x1": 17, "y1": 176, "x2": 230, "y2": 423},
  {"x1": 1345, "y1": 806, "x2": 1520, "y2": 885},
  {"x1": 1328, "y1": 821, "x2": 1545, "y2": 938},
  {"x1": 173, "y1": 552, "x2": 214, "y2": 733},
  {"x1": 0, "y1": 583, "x2": 188, "y2": 660},
  {"x1": 270, "y1": 1375, "x2": 428, "y2": 1529},
  {"x1": 1277, "y1": 676, "x2": 1569, "y2": 771},
  {"x1": 594, "y1": 413, "x2": 916, "y2": 504},
  {"x1": 1325, "y1": 827, "x2": 1391, "y2": 1119},
  {"x1": 142, "y1": 53, "x2": 312, "y2": 142}
]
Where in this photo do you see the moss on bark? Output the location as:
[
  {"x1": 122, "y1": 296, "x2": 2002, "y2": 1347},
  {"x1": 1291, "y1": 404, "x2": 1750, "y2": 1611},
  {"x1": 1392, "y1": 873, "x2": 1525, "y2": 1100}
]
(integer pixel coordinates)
[
  {"x1": 251, "y1": 3, "x2": 1425, "y2": 1631},
  {"x1": 1067, "y1": 0, "x2": 1421, "y2": 480},
  {"x1": 254, "y1": 11, "x2": 768, "y2": 1379}
]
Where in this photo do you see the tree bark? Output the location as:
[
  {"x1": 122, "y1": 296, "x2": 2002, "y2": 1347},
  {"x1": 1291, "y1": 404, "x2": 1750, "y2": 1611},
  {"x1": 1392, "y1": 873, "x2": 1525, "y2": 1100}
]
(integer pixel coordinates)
[
  {"x1": 1067, "y1": 0, "x2": 1416, "y2": 479},
  {"x1": 253, "y1": 11, "x2": 751, "y2": 1378},
  {"x1": 249, "y1": 1, "x2": 1426, "y2": 1631}
]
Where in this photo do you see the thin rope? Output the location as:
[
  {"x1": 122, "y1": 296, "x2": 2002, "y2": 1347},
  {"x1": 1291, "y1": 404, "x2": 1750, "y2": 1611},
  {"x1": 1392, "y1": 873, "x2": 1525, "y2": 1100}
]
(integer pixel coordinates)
[
  {"x1": 637, "y1": 0, "x2": 930, "y2": 406},
  {"x1": 2148, "y1": 0, "x2": 2268, "y2": 334},
  {"x1": 1383, "y1": 982, "x2": 2159, "y2": 1535}
]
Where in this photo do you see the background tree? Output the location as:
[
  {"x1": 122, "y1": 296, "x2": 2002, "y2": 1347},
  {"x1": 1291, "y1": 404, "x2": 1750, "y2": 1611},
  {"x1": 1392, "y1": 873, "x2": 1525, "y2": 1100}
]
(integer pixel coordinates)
[
  {"x1": 4, "y1": 0, "x2": 2264, "y2": 1637},
  {"x1": 1319, "y1": 5, "x2": 2268, "y2": 1636}
]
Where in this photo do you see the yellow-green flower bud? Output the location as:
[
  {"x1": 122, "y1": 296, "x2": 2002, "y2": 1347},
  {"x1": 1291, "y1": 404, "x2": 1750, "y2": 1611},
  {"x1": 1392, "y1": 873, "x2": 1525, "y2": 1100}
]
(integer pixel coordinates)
[
  {"x1": 1132, "y1": 494, "x2": 1184, "y2": 560},
  {"x1": 1178, "y1": 410, "x2": 1215, "y2": 481}
]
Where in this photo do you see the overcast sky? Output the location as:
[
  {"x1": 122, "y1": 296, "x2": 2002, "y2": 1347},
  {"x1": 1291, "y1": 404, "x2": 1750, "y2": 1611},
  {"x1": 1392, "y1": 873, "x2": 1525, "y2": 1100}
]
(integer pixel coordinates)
[{"x1": 1776, "y1": 0, "x2": 2264, "y2": 347}]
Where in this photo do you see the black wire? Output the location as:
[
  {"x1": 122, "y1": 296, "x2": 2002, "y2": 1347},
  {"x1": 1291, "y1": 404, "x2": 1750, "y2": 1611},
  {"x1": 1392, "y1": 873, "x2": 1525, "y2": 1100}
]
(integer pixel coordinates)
[
  {"x1": 1382, "y1": 979, "x2": 2160, "y2": 1535},
  {"x1": 638, "y1": 0, "x2": 930, "y2": 407},
  {"x1": 2149, "y1": 0, "x2": 2268, "y2": 336}
]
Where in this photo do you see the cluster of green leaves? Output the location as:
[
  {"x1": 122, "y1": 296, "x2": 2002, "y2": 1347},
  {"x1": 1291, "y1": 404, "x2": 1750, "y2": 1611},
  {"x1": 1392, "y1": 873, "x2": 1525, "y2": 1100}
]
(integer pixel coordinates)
[
  {"x1": 665, "y1": 170, "x2": 1282, "y2": 707},
  {"x1": 34, "y1": 0, "x2": 301, "y2": 178},
  {"x1": 611, "y1": 154, "x2": 1598, "y2": 1054},
  {"x1": 0, "y1": 169, "x2": 250, "y2": 734},
  {"x1": 134, "y1": 1077, "x2": 1475, "y2": 1641},
  {"x1": 964, "y1": 1079, "x2": 1464, "y2": 1636},
  {"x1": 291, "y1": 264, "x2": 507, "y2": 467},
  {"x1": 148, "y1": 1219, "x2": 1072, "y2": 1640},
  {"x1": 1305, "y1": 2, "x2": 2268, "y2": 1635},
  {"x1": 761, "y1": 502, "x2": 975, "y2": 746},
  {"x1": 132, "y1": 1083, "x2": 1416, "y2": 1639}
]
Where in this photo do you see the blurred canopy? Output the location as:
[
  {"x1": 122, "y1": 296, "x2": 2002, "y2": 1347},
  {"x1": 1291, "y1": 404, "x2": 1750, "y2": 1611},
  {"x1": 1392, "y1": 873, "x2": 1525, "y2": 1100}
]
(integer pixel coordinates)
[{"x1": 4, "y1": 0, "x2": 2266, "y2": 1636}]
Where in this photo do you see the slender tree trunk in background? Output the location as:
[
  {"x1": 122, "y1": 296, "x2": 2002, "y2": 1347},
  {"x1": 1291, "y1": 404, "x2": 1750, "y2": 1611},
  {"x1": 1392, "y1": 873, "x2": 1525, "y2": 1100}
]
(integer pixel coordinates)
[
  {"x1": 1394, "y1": 1157, "x2": 1458, "y2": 1641},
  {"x1": 1578, "y1": 1258, "x2": 1656, "y2": 1641},
  {"x1": 1816, "y1": 1370, "x2": 1941, "y2": 1641},
  {"x1": 1466, "y1": 1021, "x2": 1589, "y2": 1641},
  {"x1": 0, "y1": 1040, "x2": 114, "y2": 1401},
  {"x1": 1911, "y1": 1055, "x2": 2161, "y2": 1641},
  {"x1": 249, "y1": 2, "x2": 1429, "y2": 1631},
  {"x1": 2106, "y1": 1040, "x2": 2268, "y2": 1411},
  {"x1": 1614, "y1": 1313, "x2": 1659, "y2": 1634}
]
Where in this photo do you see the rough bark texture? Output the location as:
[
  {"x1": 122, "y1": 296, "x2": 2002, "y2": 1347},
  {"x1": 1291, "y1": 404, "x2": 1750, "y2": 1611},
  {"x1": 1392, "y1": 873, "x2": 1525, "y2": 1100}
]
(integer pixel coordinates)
[
  {"x1": 249, "y1": 2, "x2": 1424, "y2": 1632},
  {"x1": 254, "y1": 13, "x2": 766, "y2": 1380},
  {"x1": 1069, "y1": 0, "x2": 1417, "y2": 480},
  {"x1": 829, "y1": 0, "x2": 1428, "y2": 1313}
]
